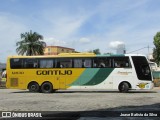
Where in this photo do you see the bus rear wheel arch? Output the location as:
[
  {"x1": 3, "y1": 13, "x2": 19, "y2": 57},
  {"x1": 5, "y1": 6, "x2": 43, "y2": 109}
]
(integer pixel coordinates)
[
  {"x1": 41, "y1": 82, "x2": 53, "y2": 93},
  {"x1": 118, "y1": 82, "x2": 131, "y2": 93},
  {"x1": 28, "y1": 82, "x2": 40, "y2": 92}
]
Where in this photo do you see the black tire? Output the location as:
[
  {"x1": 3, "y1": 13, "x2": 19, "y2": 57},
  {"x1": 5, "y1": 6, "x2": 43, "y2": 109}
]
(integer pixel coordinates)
[
  {"x1": 119, "y1": 82, "x2": 129, "y2": 93},
  {"x1": 28, "y1": 82, "x2": 40, "y2": 92},
  {"x1": 41, "y1": 82, "x2": 53, "y2": 93}
]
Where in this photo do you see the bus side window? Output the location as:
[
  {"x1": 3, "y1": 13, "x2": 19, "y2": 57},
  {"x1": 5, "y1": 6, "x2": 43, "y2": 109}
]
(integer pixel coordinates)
[
  {"x1": 10, "y1": 58, "x2": 23, "y2": 69},
  {"x1": 83, "y1": 59, "x2": 92, "y2": 68},
  {"x1": 40, "y1": 59, "x2": 54, "y2": 68},
  {"x1": 56, "y1": 58, "x2": 72, "y2": 68},
  {"x1": 74, "y1": 59, "x2": 82, "y2": 68},
  {"x1": 113, "y1": 57, "x2": 131, "y2": 68},
  {"x1": 24, "y1": 59, "x2": 38, "y2": 68},
  {"x1": 96, "y1": 58, "x2": 110, "y2": 68}
]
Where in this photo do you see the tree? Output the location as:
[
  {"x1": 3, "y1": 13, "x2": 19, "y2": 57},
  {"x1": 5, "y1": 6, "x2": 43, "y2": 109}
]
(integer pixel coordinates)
[
  {"x1": 16, "y1": 30, "x2": 46, "y2": 56},
  {"x1": 153, "y1": 32, "x2": 160, "y2": 65},
  {"x1": 93, "y1": 49, "x2": 101, "y2": 55},
  {"x1": 88, "y1": 49, "x2": 101, "y2": 55}
]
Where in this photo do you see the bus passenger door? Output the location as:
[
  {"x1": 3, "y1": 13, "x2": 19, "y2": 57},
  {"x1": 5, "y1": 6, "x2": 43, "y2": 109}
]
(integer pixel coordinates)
[{"x1": 56, "y1": 76, "x2": 66, "y2": 89}]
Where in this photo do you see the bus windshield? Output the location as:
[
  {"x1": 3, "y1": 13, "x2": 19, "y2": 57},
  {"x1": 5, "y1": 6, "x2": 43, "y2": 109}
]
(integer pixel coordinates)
[{"x1": 132, "y1": 56, "x2": 152, "y2": 81}]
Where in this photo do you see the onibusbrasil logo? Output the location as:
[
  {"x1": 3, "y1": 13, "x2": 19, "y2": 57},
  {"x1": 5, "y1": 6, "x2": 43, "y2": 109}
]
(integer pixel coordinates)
[{"x1": 1, "y1": 112, "x2": 42, "y2": 118}]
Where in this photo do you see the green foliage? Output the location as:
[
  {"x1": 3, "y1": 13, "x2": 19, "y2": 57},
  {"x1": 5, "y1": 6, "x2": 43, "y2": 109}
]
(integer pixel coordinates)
[
  {"x1": 93, "y1": 49, "x2": 101, "y2": 55},
  {"x1": 153, "y1": 32, "x2": 160, "y2": 65},
  {"x1": 88, "y1": 49, "x2": 101, "y2": 55},
  {"x1": 16, "y1": 30, "x2": 46, "y2": 56}
]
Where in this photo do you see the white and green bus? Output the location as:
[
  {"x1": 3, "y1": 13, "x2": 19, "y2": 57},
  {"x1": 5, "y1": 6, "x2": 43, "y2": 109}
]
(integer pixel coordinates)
[{"x1": 6, "y1": 53, "x2": 154, "y2": 93}]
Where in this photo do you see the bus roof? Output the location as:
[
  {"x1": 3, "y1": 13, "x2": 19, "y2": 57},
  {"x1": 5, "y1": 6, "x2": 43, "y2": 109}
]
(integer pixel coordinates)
[{"x1": 7, "y1": 53, "x2": 146, "y2": 58}]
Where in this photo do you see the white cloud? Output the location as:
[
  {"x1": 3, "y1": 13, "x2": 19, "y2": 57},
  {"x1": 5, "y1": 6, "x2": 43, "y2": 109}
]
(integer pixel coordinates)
[
  {"x1": 44, "y1": 37, "x2": 92, "y2": 49},
  {"x1": 109, "y1": 41, "x2": 125, "y2": 50},
  {"x1": 79, "y1": 37, "x2": 91, "y2": 44},
  {"x1": 44, "y1": 37, "x2": 67, "y2": 46}
]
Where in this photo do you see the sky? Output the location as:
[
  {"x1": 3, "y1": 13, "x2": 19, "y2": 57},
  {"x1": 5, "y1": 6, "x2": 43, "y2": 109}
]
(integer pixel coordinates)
[{"x1": 0, "y1": 0, "x2": 160, "y2": 63}]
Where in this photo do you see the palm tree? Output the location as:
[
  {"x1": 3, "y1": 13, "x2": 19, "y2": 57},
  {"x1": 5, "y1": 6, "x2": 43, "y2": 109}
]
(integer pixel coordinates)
[{"x1": 16, "y1": 30, "x2": 46, "y2": 56}]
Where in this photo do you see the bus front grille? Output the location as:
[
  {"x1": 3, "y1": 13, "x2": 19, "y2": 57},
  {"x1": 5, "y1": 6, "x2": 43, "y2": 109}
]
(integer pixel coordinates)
[{"x1": 10, "y1": 78, "x2": 18, "y2": 87}]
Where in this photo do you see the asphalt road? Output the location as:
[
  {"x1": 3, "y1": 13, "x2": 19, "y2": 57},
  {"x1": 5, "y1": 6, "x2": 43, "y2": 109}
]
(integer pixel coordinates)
[{"x1": 0, "y1": 88, "x2": 160, "y2": 120}]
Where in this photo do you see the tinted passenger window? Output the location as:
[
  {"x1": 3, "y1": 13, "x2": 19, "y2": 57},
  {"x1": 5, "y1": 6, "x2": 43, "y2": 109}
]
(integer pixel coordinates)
[
  {"x1": 24, "y1": 59, "x2": 38, "y2": 68},
  {"x1": 83, "y1": 59, "x2": 92, "y2": 68},
  {"x1": 74, "y1": 59, "x2": 82, "y2": 68},
  {"x1": 40, "y1": 59, "x2": 54, "y2": 68},
  {"x1": 93, "y1": 58, "x2": 112, "y2": 68},
  {"x1": 10, "y1": 58, "x2": 23, "y2": 69},
  {"x1": 113, "y1": 57, "x2": 131, "y2": 68},
  {"x1": 56, "y1": 59, "x2": 72, "y2": 68},
  {"x1": 73, "y1": 58, "x2": 92, "y2": 68}
]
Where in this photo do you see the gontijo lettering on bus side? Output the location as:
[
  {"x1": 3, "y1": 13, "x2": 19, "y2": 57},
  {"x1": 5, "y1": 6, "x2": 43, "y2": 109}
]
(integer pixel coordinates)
[{"x1": 36, "y1": 70, "x2": 72, "y2": 75}]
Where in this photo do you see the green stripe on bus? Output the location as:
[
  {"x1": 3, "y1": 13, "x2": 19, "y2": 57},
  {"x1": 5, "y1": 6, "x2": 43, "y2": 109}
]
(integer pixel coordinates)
[
  {"x1": 70, "y1": 68, "x2": 100, "y2": 86},
  {"x1": 96, "y1": 54, "x2": 125, "y2": 57},
  {"x1": 83, "y1": 68, "x2": 114, "y2": 86}
]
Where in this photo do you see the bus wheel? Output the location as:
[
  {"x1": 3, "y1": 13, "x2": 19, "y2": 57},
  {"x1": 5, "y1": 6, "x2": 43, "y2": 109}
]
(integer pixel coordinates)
[
  {"x1": 119, "y1": 82, "x2": 129, "y2": 93},
  {"x1": 41, "y1": 82, "x2": 53, "y2": 93},
  {"x1": 28, "y1": 82, "x2": 40, "y2": 92}
]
